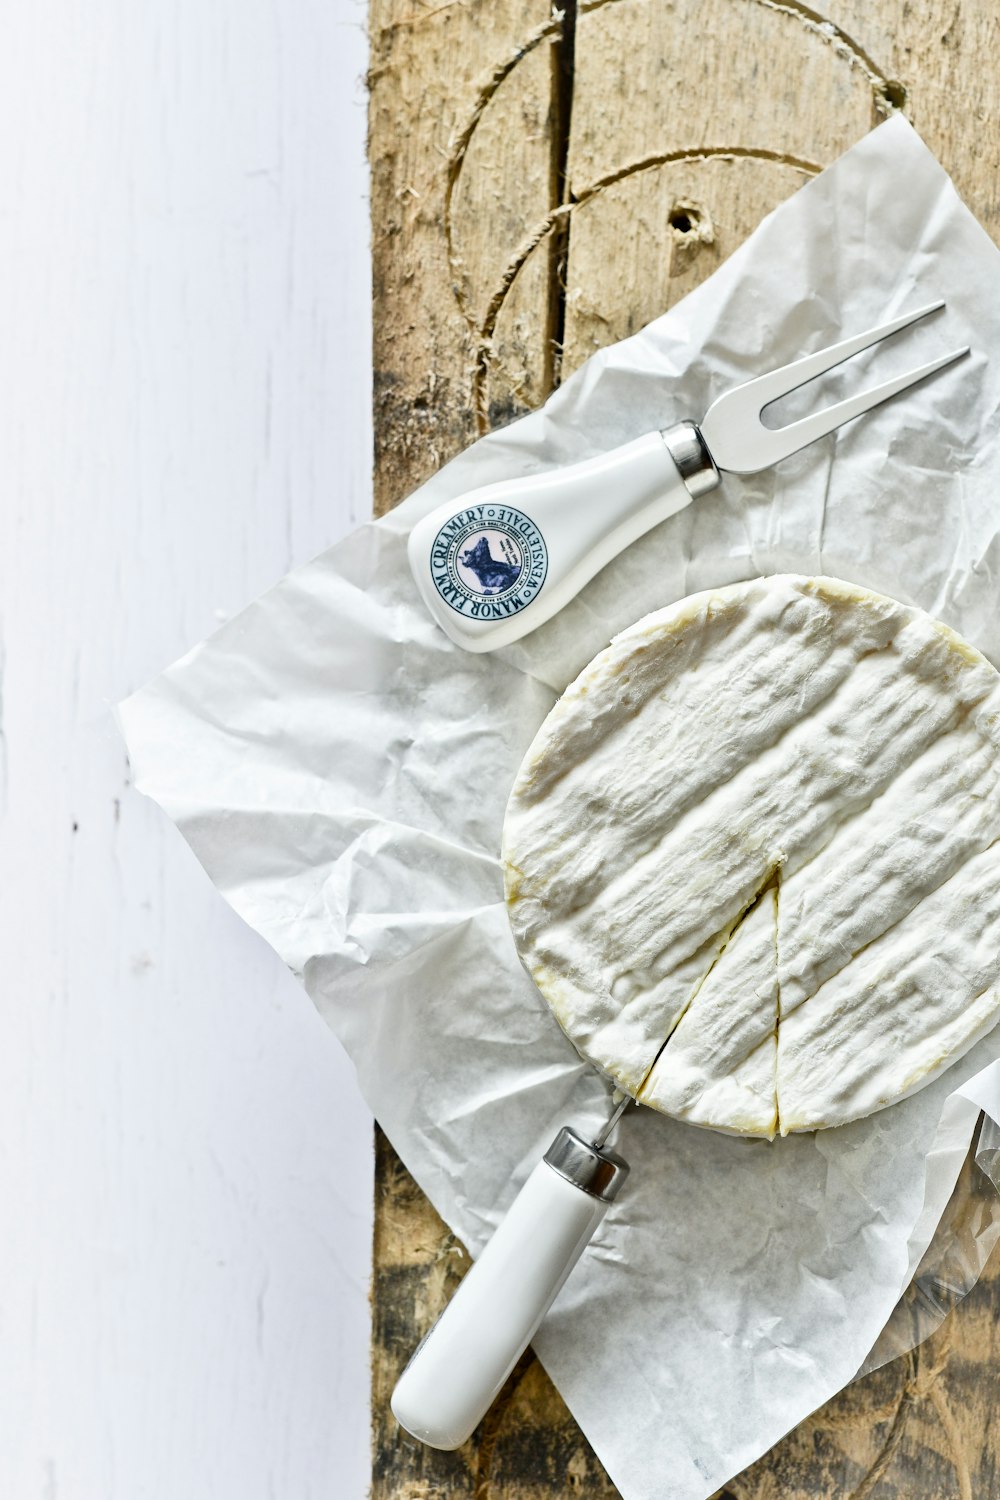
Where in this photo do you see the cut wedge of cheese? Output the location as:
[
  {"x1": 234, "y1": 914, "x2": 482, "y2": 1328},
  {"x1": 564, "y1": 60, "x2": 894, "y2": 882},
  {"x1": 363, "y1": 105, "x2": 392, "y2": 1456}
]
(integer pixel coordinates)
[{"x1": 502, "y1": 575, "x2": 1000, "y2": 1137}]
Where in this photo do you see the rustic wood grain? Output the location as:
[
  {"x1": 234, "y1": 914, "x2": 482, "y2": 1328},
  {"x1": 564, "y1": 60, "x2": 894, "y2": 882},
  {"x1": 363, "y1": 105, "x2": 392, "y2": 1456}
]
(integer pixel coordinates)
[{"x1": 369, "y1": 0, "x2": 1000, "y2": 1493}]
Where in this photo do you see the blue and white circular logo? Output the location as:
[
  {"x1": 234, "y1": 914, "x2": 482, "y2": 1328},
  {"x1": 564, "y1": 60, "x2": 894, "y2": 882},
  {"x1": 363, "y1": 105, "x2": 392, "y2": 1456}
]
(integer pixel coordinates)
[{"x1": 429, "y1": 504, "x2": 548, "y2": 620}]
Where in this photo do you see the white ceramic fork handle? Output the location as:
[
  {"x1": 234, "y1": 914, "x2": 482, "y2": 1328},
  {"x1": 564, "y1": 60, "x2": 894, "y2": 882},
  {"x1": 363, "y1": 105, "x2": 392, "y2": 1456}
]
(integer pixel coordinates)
[
  {"x1": 391, "y1": 1128, "x2": 629, "y2": 1451},
  {"x1": 407, "y1": 424, "x2": 718, "y2": 653}
]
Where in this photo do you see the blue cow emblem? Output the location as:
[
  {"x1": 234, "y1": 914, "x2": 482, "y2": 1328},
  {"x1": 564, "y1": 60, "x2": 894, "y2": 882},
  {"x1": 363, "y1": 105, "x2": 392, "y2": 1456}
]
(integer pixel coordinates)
[
  {"x1": 459, "y1": 535, "x2": 522, "y2": 594},
  {"x1": 429, "y1": 506, "x2": 548, "y2": 619}
]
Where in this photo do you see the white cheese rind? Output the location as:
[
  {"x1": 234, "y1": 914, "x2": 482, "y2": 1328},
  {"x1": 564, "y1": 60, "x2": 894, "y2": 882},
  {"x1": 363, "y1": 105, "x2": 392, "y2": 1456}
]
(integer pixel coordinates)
[
  {"x1": 503, "y1": 574, "x2": 1000, "y2": 1136},
  {"x1": 777, "y1": 839, "x2": 1000, "y2": 1131}
]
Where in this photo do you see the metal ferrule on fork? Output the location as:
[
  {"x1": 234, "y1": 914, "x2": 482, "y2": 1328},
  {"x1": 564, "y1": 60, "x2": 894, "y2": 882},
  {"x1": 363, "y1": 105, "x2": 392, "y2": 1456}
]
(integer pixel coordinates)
[{"x1": 661, "y1": 420, "x2": 720, "y2": 499}]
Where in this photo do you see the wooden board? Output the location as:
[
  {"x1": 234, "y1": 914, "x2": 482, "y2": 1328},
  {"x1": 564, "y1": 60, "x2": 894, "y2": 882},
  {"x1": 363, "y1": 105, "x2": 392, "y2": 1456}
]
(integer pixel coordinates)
[{"x1": 368, "y1": 1, "x2": 1000, "y2": 1494}]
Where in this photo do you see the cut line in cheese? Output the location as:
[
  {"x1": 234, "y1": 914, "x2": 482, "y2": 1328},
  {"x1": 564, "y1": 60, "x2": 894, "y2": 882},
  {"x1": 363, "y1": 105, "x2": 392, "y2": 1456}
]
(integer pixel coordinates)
[
  {"x1": 502, "y1": 575, "x2": 1000, "y2": 1138},
  {"x1": 640, "y1": 881, "x2": 779, "y2": 1137}
]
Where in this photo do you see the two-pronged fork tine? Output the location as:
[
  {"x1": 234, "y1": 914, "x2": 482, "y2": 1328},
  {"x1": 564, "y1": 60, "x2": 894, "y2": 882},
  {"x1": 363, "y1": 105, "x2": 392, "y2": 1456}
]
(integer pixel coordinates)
[{"x1": 699, "y1": 300, "x2": 970, "y2": 475}]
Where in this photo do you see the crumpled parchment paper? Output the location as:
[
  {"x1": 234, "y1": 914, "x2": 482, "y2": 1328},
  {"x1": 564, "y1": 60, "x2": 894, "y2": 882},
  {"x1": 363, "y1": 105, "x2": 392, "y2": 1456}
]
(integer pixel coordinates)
[{"x1": 118, "y1": 116, "x2": 1000, "y2": 1499}]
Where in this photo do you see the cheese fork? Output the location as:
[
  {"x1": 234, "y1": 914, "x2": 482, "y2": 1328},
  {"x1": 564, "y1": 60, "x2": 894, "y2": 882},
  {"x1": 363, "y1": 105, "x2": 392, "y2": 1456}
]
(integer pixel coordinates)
[{"x1": 408, "y1": 301, "x2": 969, "y2": 652}]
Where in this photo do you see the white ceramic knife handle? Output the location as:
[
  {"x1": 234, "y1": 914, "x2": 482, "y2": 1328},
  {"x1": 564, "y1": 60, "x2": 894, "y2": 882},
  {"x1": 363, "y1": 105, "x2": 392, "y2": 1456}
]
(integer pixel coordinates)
[
  {"x1": 391, "y1": 1128, "x2": 629, "y2": 1451},
  {"x1": 406, "y1": 424, "x2": 718, "y2": 652}
]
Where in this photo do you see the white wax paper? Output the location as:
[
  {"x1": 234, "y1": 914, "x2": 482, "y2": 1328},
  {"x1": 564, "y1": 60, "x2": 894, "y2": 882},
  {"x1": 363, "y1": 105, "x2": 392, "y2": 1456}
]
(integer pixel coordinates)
[{"x1": 119, "y1": 116, "x2": 1000, "y2": 1499}]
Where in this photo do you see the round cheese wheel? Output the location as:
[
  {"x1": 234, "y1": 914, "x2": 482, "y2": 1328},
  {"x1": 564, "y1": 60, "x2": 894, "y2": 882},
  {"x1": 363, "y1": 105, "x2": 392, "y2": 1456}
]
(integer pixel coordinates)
[{"x1": 502, "y1": 575, "x2": 1000, "y2": 1138}]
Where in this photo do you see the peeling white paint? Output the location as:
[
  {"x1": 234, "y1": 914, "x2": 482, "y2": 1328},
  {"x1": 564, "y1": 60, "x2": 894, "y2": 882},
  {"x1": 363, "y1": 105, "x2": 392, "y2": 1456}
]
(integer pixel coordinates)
[{"x1": 0, "y1": 3, "x2": 374, "y2": 1497}]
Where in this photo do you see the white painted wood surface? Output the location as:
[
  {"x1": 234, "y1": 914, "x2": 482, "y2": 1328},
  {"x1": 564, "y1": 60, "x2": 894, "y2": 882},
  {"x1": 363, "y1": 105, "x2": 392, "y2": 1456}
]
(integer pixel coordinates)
[{"x1": 0, "y1": 3, "x2": 374, "y2": 1497}]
